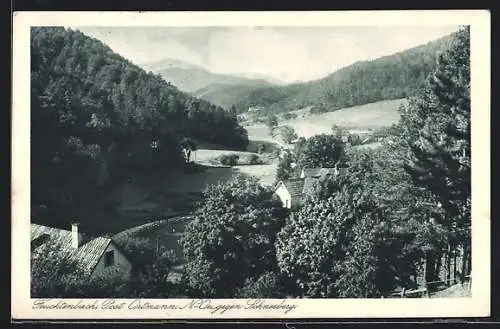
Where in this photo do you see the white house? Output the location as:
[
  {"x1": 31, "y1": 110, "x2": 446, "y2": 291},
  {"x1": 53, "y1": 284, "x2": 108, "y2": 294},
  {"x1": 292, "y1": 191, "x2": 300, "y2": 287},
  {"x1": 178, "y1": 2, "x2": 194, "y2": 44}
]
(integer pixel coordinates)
[
  {"x1": 275, "y1": 179, "x2": 305, "y2": 209},
  {"x1": 276, "y1": 167, "x2": 342, "y2": 209},
  {"x1": 31, "y1": 223, "x2": 133, "y2": 280}
]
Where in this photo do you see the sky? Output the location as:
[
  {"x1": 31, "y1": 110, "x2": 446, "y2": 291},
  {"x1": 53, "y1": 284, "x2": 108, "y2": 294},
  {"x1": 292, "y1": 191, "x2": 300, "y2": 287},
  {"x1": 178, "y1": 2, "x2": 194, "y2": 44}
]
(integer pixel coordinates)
[{"x1": 75, "y1": 26, "x2": 460, "y2": 84}]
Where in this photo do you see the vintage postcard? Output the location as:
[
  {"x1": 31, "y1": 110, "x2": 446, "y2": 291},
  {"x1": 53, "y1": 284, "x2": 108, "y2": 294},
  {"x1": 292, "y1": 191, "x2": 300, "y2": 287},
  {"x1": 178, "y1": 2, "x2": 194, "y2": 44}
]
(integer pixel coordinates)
[{"x1": 12, "y1": 10, "x2": 490, "y2": 320}]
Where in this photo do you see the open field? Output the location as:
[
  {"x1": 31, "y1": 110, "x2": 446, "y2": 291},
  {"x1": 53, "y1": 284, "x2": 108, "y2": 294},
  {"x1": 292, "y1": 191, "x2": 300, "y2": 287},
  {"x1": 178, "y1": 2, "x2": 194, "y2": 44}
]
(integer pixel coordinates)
[
  {"x1": 113, "y1": 215, "x2": 190, "y2": 260},
  {"x1": 245, "y1": 99, "x2": 406, "y2": 140},
  {"x1": 234, "y1": 163, "x2": 277, "y2": 186},
  {"x1": 195, "y1": 149, "x2": 267, "y2": 166},
  {"x1": 287, "y1": 99, "x2": 405, "y2": 138},
  {"x1": 98, "y1": 149, "x2": 277, "y2": 235},
  {"x1": 162, "y1": 166, "x2": 239, "y2": 193},
  {"x1": 245, "y1": 124, "x2": 282, "y2": 145}
]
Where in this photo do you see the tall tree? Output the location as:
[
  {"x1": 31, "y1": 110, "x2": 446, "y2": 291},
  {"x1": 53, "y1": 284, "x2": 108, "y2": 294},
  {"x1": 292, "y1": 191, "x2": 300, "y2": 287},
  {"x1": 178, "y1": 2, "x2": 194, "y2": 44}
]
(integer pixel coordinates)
[
  {"x1": 275, "y1": 150, "x2": 294, "y2": 183},
  {"x1": 180, "y1": 175, "x2": 286, "y2": 297},
  {"x1": 297, "y1": 134, "x2": 345, "y2": 169},
  {"x1": 398, "y1": 26, "x2": 471, "y2": 286},
  {"x1": 265, "y1": 114, "x2": 278, "y2": 135},
  {"x1": 277, "y1": 148, "x2": 427, "y2": 297},
  {"x1": 280, "y1": 125, "x2": 298, "y2": 144},
  {"x1": 180, "y1": 137, "x2": 198, "y2": 163}
]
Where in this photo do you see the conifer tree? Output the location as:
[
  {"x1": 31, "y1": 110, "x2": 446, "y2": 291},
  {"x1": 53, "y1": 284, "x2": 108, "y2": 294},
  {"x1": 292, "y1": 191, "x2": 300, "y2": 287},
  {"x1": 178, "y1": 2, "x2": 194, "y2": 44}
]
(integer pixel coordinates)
[{"x1": 398, "y1": 26, "x2": 471, "y2": 285}]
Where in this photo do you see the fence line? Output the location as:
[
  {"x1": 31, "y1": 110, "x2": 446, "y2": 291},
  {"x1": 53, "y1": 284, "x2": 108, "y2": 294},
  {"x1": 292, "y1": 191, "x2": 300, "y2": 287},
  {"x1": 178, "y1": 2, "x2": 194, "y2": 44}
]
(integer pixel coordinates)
[{"x1": 395, "y1": 275, "x2": 471, "y2": 298}]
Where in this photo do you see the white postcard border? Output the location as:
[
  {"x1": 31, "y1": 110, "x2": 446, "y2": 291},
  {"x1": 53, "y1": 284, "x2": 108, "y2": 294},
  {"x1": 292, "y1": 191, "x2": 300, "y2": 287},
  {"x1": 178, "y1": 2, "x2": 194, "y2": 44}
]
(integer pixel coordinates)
[{"x1": 12, "y1": 10, "x2": 491, "y2": 320}]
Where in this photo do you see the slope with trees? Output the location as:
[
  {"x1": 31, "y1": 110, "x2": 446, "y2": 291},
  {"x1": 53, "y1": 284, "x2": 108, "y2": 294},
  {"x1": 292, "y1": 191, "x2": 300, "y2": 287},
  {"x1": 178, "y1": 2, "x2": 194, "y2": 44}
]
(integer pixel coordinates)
[
  {"x1": 398, "y1": 26, "x2": 471, "y2": 288},
  {"x1": 274, "y1": 26, "x2": 471, "y2": 297},
  {"x1": 31, "y1": 27, "x2": 248, "y2": 230},
  {"x1": 232, "y1": 32, "x2": 456, "y2": 117}
]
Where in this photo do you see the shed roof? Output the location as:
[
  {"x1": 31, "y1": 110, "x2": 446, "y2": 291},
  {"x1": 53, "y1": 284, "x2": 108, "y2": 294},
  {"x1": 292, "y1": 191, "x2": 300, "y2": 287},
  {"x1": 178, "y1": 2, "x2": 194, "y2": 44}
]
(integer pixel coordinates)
[
  {"x1": 302, "y1": 177, "x2": 319, "y2": 196},
  {"x1": 31, "y1": 223, "x2": 113, "y2": 276},
  {"x1": 281, "y1": 179, "x2": 305, "y2": 198}
]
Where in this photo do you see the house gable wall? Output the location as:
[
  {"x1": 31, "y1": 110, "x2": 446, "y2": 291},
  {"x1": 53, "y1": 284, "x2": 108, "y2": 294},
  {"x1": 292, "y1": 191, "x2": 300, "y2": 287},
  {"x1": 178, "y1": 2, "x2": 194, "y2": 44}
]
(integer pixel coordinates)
[
  {"x1": 275, "y1": 183, "x2": 292, "y2": 208},
  {"x1": 91, "y1": 242, "x2": 132, "y2": 281}
]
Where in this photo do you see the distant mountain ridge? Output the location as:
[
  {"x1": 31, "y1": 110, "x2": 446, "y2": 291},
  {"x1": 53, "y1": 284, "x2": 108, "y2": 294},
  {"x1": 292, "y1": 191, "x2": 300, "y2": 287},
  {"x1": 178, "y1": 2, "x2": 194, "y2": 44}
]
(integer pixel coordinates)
[
  {"x1": 142, "y1": 58, "x2": 278, "y2": 107},
  {"x1": 230, "y1": 31, "x2": 458, "y2": 116}
]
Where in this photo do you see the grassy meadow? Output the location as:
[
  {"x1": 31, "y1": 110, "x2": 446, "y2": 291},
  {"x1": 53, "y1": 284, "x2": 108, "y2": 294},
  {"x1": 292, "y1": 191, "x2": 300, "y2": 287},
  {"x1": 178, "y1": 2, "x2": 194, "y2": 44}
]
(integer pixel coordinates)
[{"x1": 245, "y1": 99, "x2": 406, "y2": 140}]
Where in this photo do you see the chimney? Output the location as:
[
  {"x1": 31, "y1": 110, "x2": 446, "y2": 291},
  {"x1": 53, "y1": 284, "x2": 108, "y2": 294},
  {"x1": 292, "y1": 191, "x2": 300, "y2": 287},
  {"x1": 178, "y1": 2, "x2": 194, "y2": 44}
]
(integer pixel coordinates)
[{"x1": 71, "y1": 222, "x2": 83, "y2": 249}]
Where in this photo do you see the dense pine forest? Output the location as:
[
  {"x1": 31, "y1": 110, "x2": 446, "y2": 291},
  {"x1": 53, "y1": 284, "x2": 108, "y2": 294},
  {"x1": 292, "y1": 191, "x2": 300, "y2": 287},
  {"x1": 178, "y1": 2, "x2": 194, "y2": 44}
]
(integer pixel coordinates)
[
  {"x1": 30, "y1": 27, "x2": 248, "y2": 226},
  {"x1": 232, "y1": 32, "x2": 455, "y2": 116}
]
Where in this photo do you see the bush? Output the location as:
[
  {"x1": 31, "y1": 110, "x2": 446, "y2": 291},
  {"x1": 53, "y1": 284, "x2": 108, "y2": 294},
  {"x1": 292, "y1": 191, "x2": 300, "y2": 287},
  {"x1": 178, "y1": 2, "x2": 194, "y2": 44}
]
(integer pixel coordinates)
[
  {"x1": 257, "y1": 143, "x2": 266, "y2": 154},
  {"x1": 248, "y1": 154, "x2": 261, "y2": 165},
  {"x1": 282, "y1": 112, "x2": 297, "y2": 120},
  {"x1": 235, "y1": 271, "x2": 286, "y2": 298},
  {"x1": 128, "y1": 249, "x2": 179, "y2": 298},
  {"x1": 309, "y1": 106, "x2": 328, "y2": 115},
  {"x1": 218, "y1": 154, "x2": 240, "y2": 166},
  {"x1": 238, "y1": 153, "x2": 263, "y2": 165},
  {"x1": 113, "y1": 234, "x2": 156, "y2": 271},
  {"x1": 246, "y1": 140, "x2": 279, "y2": 155},
  {"x1": 31, "y1": 241, "x2": 130, "y2": 298}
]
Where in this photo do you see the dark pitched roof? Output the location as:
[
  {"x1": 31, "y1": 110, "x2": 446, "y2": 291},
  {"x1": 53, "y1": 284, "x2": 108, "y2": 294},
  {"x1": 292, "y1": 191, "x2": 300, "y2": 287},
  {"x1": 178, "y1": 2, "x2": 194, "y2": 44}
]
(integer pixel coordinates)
[
  {"x1": 336, "y1": 167, "x2": 348, "y2": 177},
  {"x1": 318, "y1": 168, "x2": 336, "y2": 178},
  {"x1": 281, "y1": 179, "x2": 305, "y2": 198},
  {"x1": 302, "y1": 167, "x2": 336, "y2": 178},
  {"x1": 302, "y1": 177, "x2": 319, "y2": 196},
  {"x1": 31, "y1": 223, "x2": 114, "y2": 276},
  {"x1": 302, "y1": 168, "x2": 323, "y2": 178},
  {"x1": 278, "y1": 167, "x2": 346, "y2": 202}
]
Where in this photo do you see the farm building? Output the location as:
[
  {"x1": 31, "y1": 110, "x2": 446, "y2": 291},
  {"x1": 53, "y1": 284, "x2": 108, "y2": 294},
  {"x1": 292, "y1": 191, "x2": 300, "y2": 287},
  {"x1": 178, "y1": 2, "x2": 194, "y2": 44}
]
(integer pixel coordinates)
[
  {"x1": 275, "y1": 179, "x2": 306, "y2": 209},
  {"x1": 275, "y1": 167, "x2": 339, "y2": 208},
  {"x1": 300, "y1": 167, "x2": 337, "y2": 179},
  {"x1": 31, "y1": 223, "x2": 133, "y2": 281}
]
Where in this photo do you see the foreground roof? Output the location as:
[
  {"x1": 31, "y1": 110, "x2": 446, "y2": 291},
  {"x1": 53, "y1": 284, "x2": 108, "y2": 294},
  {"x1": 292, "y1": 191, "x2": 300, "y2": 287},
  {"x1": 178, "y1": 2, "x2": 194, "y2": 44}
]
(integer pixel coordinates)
[
  {"x1": 31, "y1": 223, "x2": 113, "y2": 276},
  {"x1": 302, "y1": 177, "x2": 319, "y2": 196}
]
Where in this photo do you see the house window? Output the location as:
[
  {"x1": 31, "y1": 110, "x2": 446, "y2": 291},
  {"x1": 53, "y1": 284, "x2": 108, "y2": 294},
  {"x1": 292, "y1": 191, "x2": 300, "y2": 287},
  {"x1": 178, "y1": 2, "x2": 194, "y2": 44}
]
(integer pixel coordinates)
[
  {"x1": 31, "y1": 233, "x2": 50, "y2": 251},
  {"x1": 285, "y1": 199, "x2": 290, "y2": 208},
  {"x1": 104, "y1": 250, "x2": 115, "y2": 267}
]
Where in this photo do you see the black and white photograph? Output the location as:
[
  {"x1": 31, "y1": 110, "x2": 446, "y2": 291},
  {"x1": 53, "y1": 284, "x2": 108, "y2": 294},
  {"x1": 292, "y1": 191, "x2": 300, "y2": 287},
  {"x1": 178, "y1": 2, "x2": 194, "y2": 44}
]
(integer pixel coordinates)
[{"x1": 12, "y1": 11, "x2": 490, "y2": 319}]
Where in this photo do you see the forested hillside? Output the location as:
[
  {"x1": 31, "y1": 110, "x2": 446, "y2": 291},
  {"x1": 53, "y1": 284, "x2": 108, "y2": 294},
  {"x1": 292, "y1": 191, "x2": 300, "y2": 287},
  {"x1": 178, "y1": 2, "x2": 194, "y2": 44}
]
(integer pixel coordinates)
[
  {"x1": 193, "y1": 82, "x2": 276, "y2": 110},
  {"x1": 30, "y1": 27, "x2": 248, "y2": 223},
  {"x1": 232, "y1": 31, "x2": 456, "y2": 116}
]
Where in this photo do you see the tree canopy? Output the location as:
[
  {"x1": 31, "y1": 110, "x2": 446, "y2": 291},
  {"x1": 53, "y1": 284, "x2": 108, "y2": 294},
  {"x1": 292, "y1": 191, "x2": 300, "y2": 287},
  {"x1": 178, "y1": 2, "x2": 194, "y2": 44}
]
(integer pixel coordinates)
[
  {"x1": 275, "y1": 27, "x2": 471, "y2": 297},
  {"x1": 180, "y1": 175, "x2": 286, "y2": 297},
  {"x1": 297, "y1": 134, "x2": 345, "y2": 169},
  {"x1": 398, "y1": 25, "x2": 471, "y2": 285}
]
